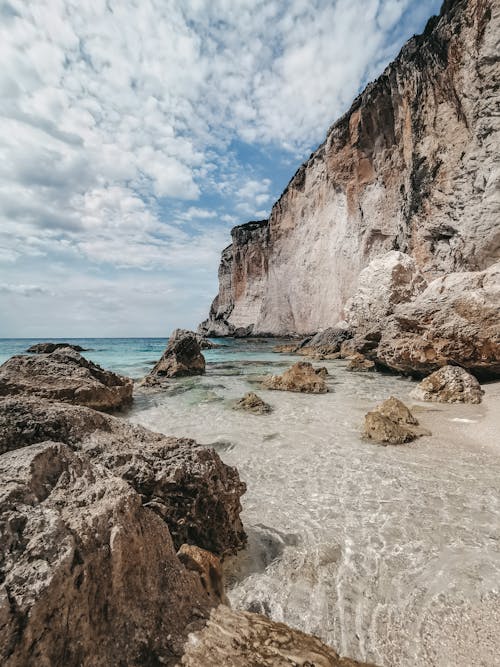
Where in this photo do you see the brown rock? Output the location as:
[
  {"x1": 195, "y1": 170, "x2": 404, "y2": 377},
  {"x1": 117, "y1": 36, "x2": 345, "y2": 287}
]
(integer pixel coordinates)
[
  {"x1": 0, "y1": 349, "x2": 132, "y2": 411},
  {"x1": 363, "y1": 396, "x2": 423, "y2": 445},
  {"x1": 0, "y1": 396, "x2": 246, "y2": 556},
  {"x1": 177, "y1": 545, "x2": 228, "y2": 605},
  {"x1": 347, "y1": 354, "x2": 375, "y2": 372},
  {"x1": 0, "y1": 441, "x2": 215, "y2": 666},
  {"x1": 143, "y1": 329, "x2": 206, "y2": 383},
  {"x1": 26, "y1": 342, "x2": 86, "y2": 353},
  {"x1": 315, "y1": 366, "x2": 329, "y2": 378},
  {"x1": 180, "y1": 605, "x2": 376, "y2": 667},
  {"x1": 262, "y1": 361, "x2": 328, "y2": 393},
  {"x1": 233, "y1": 392, "x2": 272, "y2": 414},
  {"x1": 410, "y1": 365, "x2": 484, "y2": 404}
]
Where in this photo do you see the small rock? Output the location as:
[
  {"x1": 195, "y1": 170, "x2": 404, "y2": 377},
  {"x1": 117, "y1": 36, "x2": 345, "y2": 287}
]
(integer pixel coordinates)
[
  {"x1": 233, "y1": 392, "x2": 272, "y2": 414},
  {"x1": 363, "y1": 396, "x2": 423, "y2": 445},
  {"x1": 315, "y1": 366, "x2": 329, "y2": 378},
  {"x1": 347, "y1": 354, "x2": 375, "y2": 372},
  {"x1": 142, "y1": 329, "x2": 205, "y2": 383},
  {"x1": 262, "y1": 362, "x2": 328, "y2": 393},
  {"x1": 410, "y1": 365, "x2": 484, "y2": 403}
]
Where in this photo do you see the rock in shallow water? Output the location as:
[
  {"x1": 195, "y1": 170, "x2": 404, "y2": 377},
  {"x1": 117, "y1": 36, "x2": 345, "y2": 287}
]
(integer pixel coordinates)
[
  {"x1": 410, "y1": 365, "x2": 484, "y2": 404},
  {"x1": 363, "y1": 396, "x2": 424, "y2": 445},
  {"x1": 0, "y1": 348, "x2": 132, "y2": 411},
  {"x1": 143, "y1": 329, "x2": 206, "y2": 384},
  {"x1": 26, "y1": 342, "x2": 87, "y2": 353},
  {"x1": 346, "y1": 354, "x2": 376, "y2": 372},
  {"x1": 262, "y1": 361, "x2": 328, "y2": 393},
  {"x1": 233, "y1": 392, "x2": 272, "y2": 414}
]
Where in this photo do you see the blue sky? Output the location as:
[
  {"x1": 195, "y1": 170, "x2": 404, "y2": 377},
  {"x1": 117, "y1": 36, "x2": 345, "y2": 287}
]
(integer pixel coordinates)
[{"x1": 0, "y1": 0, "x2": 441, "y2": 337}]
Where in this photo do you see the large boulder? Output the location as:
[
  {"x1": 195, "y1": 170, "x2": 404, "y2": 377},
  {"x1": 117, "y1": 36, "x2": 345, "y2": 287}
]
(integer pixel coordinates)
[
  {"x1": 362, "y1": 396, "x2": 424, "y2": 445},
  {"x1": 181, "y1": 605, "x2": 375, "y2": 667},
  {"x1": 376, "y1": 263, "x2": 500, "y2": 379},
  {"x1": 0, "y1": 396, "x2": 246, "y2": 556},
  {"x1": 26, "y1": 342, "x2": 86, "y2": 353},
  {"x1": 344, "y1": 251, "x2": 427, "y2": 333},
  {"x1": 143, "y1": 329, "x2": 205, "y2": 383},
  {"x1": 0, "y1": 441, "x2": 216, "y2": 666},
  {"x1": 262, "y1": 361, "x2": 328, "y2": 393},
  {"x1": 0, "y1": 349, "x2": 132, "y2": 411},
  {"x1": 299, "y1": 326, "x2": 353, "y2": 356},
  {"x1": 410, "y1": 365, "x2": 484, "y2": 404}
]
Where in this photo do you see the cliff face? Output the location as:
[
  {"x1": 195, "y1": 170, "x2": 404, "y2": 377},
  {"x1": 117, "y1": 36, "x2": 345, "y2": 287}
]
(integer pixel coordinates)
[{"x1": 200, "y1": 0, "x2": 500, "y2": 337}]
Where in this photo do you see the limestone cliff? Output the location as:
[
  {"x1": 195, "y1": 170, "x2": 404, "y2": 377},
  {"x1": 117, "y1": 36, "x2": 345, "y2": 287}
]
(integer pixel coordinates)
[{"x1": 200, "y1": 0, "x2": 499, "y2": 337}]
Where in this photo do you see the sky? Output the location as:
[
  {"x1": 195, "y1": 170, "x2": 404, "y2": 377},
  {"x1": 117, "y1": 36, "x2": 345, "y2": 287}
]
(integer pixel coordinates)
[{"x1": 0, "y1": 0, "x2": 442, "y2": 337}]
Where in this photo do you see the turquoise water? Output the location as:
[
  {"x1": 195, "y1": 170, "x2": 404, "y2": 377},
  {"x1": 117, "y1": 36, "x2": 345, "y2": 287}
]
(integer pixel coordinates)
[{"x1": 0, "y1": 337, "x2": 291, "y2": 379}]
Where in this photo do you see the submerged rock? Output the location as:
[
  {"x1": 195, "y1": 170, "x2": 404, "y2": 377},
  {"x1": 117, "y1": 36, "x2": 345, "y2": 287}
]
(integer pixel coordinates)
[
  {"x1": 233, "y1": 392, "x2": 272, "y2": 414},
  {"x1": 143, "y1": 329, "x2": 206, "y2": 383},
  {"x1": 262, "y1": 361, "x2": 328, "y2": 393},
  {"x1": 0, "y1": 396, "x2": 246, "y2": 556},
  {"x1": 0, "y1": 348, "x2": 132, "y2": 411},
  {"x1": 0, "y1": 441, "x2": 216, "y2": 666},
  {"x1": 363, "y1": 396, "x2": 423, "y2": 445},
  {"x1": 410, "y1": 365, "x2": 484, "y2": 404},
  {"x1": 347, "y1": 354, "x2": 376, "y2": 372},
  {"x1": 180, "y1": 605, "x2": 375, "y2": 667},
  {"x1": 26, "y1": 342, "x2": 87, "y2": 353}
]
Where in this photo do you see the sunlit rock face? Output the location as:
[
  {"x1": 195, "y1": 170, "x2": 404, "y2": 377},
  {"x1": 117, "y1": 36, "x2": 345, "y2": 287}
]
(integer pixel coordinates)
[{"x1": 201, "y1": 0, "x2": 499, "y2": 336}]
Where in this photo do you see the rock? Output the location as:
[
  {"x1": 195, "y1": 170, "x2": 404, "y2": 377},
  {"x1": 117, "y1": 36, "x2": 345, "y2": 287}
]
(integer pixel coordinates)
[
  {"x1": 0, "y1": 441, "x2": 216, "y2": 666},
  {"x1": 376, "y1": 263, "x2": 500, "y2": 379},
  {"x1": 177, "y1": 545, "x2": 228, "y2": 605},
  {"x1": 180, "y1": 605, "x2": 375, "y2": 667},
  {"x1": 0, "y1": 396, "x2": 246, "y2": 556},
  {"x1": 199, "y1": 1, "x2": 499, "y2": 336},
  {"x1": 299, "y1": 327, "x2": 353, "y2": 356},
  {"x1": 0, "y1": 349, "x2": 132, "y2": 411},
  {"x1": 347, "y1": 354, "x2": 375, "y2": 372},
  {"x1": 143, "y1": 329, "x2": 205, "y2": 383},
  {"x1": 233, "y1": 325, "x2": 254, "y2": 338},
  {"x1": 315, "y1": 366, "x2": 329, "y2": 378},
  {"x1": 26, "y1": 342, "x2": 86, "y2": 353},
  {"x1": 262, "y1": 362, "x2": 328, "y2": 393},
  {"x1": 272, "y1": 343, "x2": 299, "y2": 353},
  {"x1": 233, "y1": 392, "x2": 272, "y2": 414},
  {"x1": 410, "y1": 365, "x2": 484, "y2": 404},
  {"x1": 363, "y1": 396, "x2": 422, "y2": 445},
  {"x1": 344, "y1": 251, "x2": 427, "y2": 333}
]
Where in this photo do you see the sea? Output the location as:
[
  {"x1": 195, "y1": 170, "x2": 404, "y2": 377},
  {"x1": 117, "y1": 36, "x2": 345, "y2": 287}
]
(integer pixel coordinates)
[{"x1": 1, "y1": 337, "x2": 499, "y2": 666}]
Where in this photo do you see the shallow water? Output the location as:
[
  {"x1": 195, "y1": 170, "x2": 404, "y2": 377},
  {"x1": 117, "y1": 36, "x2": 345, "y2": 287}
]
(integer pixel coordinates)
[{"x1": 128, "y1": 344, "x2": 500, "y2": 667}]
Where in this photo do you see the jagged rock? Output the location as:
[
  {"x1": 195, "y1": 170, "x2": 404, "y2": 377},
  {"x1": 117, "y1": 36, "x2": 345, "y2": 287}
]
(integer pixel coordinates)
[
  {"x1": 233, "y1": 392, "x2": 272, "y2": 414},
  {"x1": 315, "y1": 366, "x2": 329, "y2": 378},
  {"x1": 177, "y1": 545, "x2": 228, "y2": 605},
  {"x1": 347, "y1": 354, "x2": 376, "y2": 372},
  {"x1": 26, "y1": 342, "x2": 86, "y2": 353},
  {"x1": 344, "y1": 252, "x2": 427, "y2": 333},
  {"x1": 0, "y1": 349, "x2": 132, "y2": 411},
  {"x1": 143, "y1": 329, "x2": 206, "y2": 383},
  {"x1": 0, "y1": 396, "x2": 246, "y2": 556},
  {"x1": 0, "y1": 441, "x2": 216, "y2": 666},
  {"x1": 410, "y1": 365, "x2": 484, "y2": 403},
  {"x1": 233, "y1": 325, "x2": 254, "y2": 338},
  {"x1": 376, "y1": 263, "x2": 500, "y2": 379},
  {"x1": 262, "y1": 362, "x2": 328, "y2": 393},
  {"x1": 200, "y1": 1, "x2": 499, "y2": 337},
  {"x1": 180, "y1": 605, "x2": 375, "y2": 667},
  {"x1": 273, "y1": 343, "x2": 300, "y2": 353},
  {"x1": 299, "y1": 327, "x2": 353, "y2": 356},
  {"x1": 363, "y1": 396, "x2": 422, "y2": 445}
]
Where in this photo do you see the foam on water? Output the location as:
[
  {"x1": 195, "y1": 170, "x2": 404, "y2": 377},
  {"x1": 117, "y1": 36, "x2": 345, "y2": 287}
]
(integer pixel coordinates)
[{"x1": 128, "y1": 348, "x2": 500, "y2": 667}]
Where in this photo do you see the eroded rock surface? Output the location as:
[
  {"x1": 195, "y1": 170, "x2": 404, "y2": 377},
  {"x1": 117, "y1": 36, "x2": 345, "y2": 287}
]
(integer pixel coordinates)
[
  {"x1": 144, "y1": 329, "x2": 206, "y2": 383},
  {"x1": 180, "y1": 605, "x2": 376, "y2": 667},
  {"x1": 363, "y1": 396, "x2": 423, "y2": 445},
  {"x1": 299, "y1": 327, "x2": 353, "y2": 357},
  {"x1": 263, "y1": 362, "x2": 328, "y2": 393},
  {"x1": 0, "y1": 441, "x2": 215, "y2": 666},
  {"x1": 347, "y1": 354, "x2": 376, "y2": 372},
  {"x1": 410, "y1": 365, "x2": 484, "y2": 403},
  {"x1": 0, "y1": 349, "x2": 132, "y2": 411},
  {"x1": 26, "y1": 342, "x2": 86, "y2": 353},
  {"x1": 0, "y1": 396, "x2": 246, "y2": 556},
  {"x1": 233, "y1": 392, "x2": 272, "y2": 414}
]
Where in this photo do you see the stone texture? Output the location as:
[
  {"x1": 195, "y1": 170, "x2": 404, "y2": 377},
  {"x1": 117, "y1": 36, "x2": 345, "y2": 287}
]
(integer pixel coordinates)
[
  {"x1": 262, "y1": 361, "x2": 328, "y2": 393},
  {"x1": 299, "y1": 327, "x2": 353, "y2": 356},
  {"x1": 233, "y1": 392, "x2": 272, "y2": 414},
  {"x1": 363, "y1": 396, "x2": 422, "y2": 445},
  {"x1": 180, "y1": 605, "x2": 375, "y2": 667},
  {"x1": 177, "y1": 545, "x2": 228, "y2": 605},
  {"x1": 0, "y1": 396, "x2": 246, "y2": 556},
  {"x1": 143, "y1": 329, "x2": 205, "y2": 383},
  {"x1": 376, "y1": 263, "x2": 500, "y2": 379},
  {"x1": 26, "y1": 342, "x2": 86, "y2": 353},
  {"x1": 0, "y1": 441, "x2": 216, "y2": 666},
  {"x1": 201, "y1": 0, "x2": 500, "y2": 336},
  {"x1": 346, "y1": 354, "x2": 376, "y2": 372},
  {"x1": 410, "y1": 365, "x2": 484, "y2": 403},
  {"x1": 0, "y1": 349, "x2": 132, "y2": 411}
]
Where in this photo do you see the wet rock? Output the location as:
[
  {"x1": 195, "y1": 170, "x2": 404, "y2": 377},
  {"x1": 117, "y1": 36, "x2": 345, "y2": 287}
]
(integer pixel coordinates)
[
  {"x1": 143, "y1": 329, "x2": 205, "y2": 383},
  {"x1": 299, "y1": 327, "x2": 353, "y2": 356},
  {"x1": 347, "y1": 354, "x2": 376, "y2": 372},
  {"x1": 315, "y1": 366, "x2": 329, "y2": 378},
  {"x1": 376, "y1": 263, "x2": 500, "y2": 380},
  {"x1": 0, "y1": 441, "x2": 216, "y2": 666},
  {"x1": 233, "y1": 392, "x2": 272, "y2": 414},
  {"x1": 180, "y1": 605, "x2": 375, "y2": 666},
  {"x1": 0, "y1": 349, "x2": 132, "y2": 411},
  {"x1": 363, "y1": 396, "x2": 422, "y2": 445},
  {"x1": 0, "y1": 396, "x2": 246, "y2": 556},
  {"x1": 272, "y1": 343, "x2": 300, "y2": 353},
  {"x1": 410, "y1": 365, "x2": 484, "y2": 404},
  {"x1": 262, "y1": 362, "x2": 328, "y2": 393},
  {"x1": 26, "y1": 342, "x2": 87, "y2": 353},
  {"x1": 177, "y1": 544, "x2": 228, "y2": 605}
]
